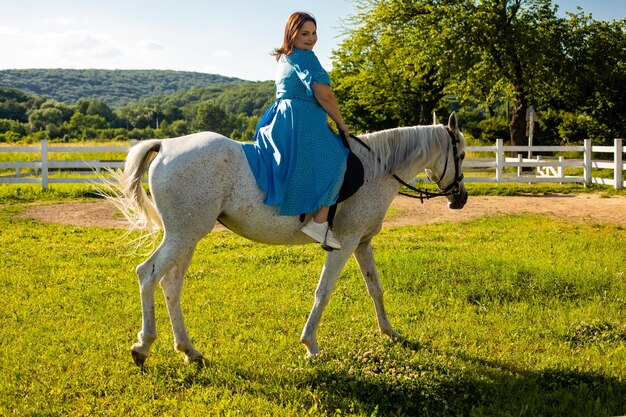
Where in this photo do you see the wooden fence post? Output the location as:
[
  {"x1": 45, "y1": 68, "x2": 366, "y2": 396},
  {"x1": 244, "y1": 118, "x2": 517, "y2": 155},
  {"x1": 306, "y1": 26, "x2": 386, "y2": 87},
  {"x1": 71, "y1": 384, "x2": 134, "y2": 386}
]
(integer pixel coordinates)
[
  {"x1": 615, "y1": 138, "x2": 623, "y2": 191},
  {"x1": 41, "y1": 140, "x2": 49, "y2": 190},
  {"x1": 496, "y1": 139, "x2": 504, "y2": 183},
  {"x1": 583, "y1": 139, "x2": 592, "y2": 187}
]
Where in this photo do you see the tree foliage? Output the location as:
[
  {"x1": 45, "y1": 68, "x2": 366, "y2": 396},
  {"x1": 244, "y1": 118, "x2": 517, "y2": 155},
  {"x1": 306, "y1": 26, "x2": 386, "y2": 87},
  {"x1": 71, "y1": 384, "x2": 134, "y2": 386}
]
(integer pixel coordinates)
[
  {"x1": 555, "y1": 14, "x2": 626, "y2": 141},
  {"x1": 0, "y1": 77, "x2": 274, "y2": 143},
  {"x1": 332, "y1": 0, "x2": 455, "y2": 131},
  {"x1": 332, "y1": 0, "x2": 625, "y2": 145},
  {"x1": 0, "y1": 69, "x2": 242, "y2": 109}
]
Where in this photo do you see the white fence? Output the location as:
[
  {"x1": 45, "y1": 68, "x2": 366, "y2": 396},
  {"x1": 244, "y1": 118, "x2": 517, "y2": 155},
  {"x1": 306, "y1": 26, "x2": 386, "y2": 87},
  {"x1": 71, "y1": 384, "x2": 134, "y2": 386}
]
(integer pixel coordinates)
[
  {"x1": 0, "y1": 140, "x2": 137, "y2": 190},
  {"x1": 0, "y1": 138, "x2": 624, "y2": 190},
  {"x1": 456, "y1": 138, "x2": 624, "y2": 190}
]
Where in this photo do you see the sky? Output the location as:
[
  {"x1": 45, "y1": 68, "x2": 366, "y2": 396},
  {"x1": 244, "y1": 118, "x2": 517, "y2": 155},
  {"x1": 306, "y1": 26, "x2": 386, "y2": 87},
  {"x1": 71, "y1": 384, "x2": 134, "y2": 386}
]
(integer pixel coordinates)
[{"x1": 0, "y1": 0, "x2": 624, "y2": 82}]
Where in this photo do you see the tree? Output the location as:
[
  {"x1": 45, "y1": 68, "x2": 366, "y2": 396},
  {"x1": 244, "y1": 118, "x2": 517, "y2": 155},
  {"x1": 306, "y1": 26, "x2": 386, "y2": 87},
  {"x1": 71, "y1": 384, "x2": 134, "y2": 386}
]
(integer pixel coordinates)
[
  {"x1": 0, "y1": 87, "x2": 34, "y2": 122},
  {"x1": 333, "y1": 0, "x2": 573, "y2": 145},
  {"x1": 116, "y1": 105, "x2": 160, "y2": 130},
  {"x1": 332, "y1": 0, "x2": 455, "y2": 131},
  {"x1": 85, "y1": 99, "x2": 116, "y2": 126},
  {"x1": 557, "y1": 14, "x2": 626, "y2": 141},
  {"x1": 193, "y1": 101, "x2": 233, "y2": 135},
  {"x1": 459, "y1": 0, "x2": 569, "y2": 146},
  {"x1": 40, "y1": 99, "x2": 74, "y2": 122},
  {"x1": 28, "y1": 107, "x2": 64, "y2": 131},
  {"x1": 67, "y1": 112, "x2": 107, "y2": 140}
]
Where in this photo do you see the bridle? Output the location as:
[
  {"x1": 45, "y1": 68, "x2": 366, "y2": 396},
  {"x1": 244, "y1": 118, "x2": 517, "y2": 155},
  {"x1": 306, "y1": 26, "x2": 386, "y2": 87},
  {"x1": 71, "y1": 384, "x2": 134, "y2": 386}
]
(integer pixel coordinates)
[
  {"x1": 348, "y1": 127, "x2": 464, "y2": 203},
  {"x1": 395, "y1": 127, "x2": 465, "y2": 202}
]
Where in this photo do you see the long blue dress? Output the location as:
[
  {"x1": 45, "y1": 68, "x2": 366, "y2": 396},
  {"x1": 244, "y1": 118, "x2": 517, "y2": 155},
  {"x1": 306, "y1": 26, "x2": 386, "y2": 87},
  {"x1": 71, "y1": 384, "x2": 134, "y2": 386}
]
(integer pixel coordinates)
[{"x1": 242, "y1": 48, "x2": 348, "y2": 216}]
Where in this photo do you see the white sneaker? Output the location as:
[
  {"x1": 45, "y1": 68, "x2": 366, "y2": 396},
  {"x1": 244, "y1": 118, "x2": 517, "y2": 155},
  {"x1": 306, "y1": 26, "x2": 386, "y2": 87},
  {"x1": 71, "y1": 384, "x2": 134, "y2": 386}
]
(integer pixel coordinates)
[{"x1": 301, "y1": 219, "x2": 342, "y2": 250}]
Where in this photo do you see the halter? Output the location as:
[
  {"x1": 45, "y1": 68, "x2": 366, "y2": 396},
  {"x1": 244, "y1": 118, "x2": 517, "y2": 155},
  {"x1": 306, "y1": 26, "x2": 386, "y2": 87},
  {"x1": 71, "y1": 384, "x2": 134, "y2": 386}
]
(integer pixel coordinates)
[{"x1": 347, "y1": 127, "x2": 464, "y2": 203}]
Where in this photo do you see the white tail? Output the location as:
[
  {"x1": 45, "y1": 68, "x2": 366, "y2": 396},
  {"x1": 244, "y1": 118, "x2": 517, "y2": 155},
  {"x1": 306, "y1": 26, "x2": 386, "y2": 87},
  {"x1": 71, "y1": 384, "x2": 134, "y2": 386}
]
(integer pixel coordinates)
[{"x1": 105, "y1": 139, "x2": 163, "y2": 232}]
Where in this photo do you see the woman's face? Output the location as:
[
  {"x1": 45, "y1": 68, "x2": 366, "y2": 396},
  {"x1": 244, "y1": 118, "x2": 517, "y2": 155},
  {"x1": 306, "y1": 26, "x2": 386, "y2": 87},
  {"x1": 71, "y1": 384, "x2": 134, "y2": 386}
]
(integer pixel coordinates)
[{"x1": 293, "y1": 21, "x2": 317, "y2": 50}]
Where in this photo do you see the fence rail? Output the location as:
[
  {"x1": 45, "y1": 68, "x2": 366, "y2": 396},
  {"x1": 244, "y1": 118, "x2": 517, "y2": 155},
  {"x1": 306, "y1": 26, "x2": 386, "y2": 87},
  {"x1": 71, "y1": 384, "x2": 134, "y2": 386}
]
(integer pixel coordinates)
[
  {"x1": 0, "y1": 140, "x2": 136, "y2": 189},
  {"x1": 455, "y1": 138, "x2": 623, "y2": 190},
  {"x1": 0, "y1": 138, "x2": 624, "y2": 190}
]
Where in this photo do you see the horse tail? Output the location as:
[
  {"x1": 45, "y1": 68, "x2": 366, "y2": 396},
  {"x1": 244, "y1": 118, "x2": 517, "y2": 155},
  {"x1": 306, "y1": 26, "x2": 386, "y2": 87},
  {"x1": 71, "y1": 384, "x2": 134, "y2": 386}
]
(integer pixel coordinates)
[{"x1": 105, "y1": 139, "x2": 164, "y2": 232}]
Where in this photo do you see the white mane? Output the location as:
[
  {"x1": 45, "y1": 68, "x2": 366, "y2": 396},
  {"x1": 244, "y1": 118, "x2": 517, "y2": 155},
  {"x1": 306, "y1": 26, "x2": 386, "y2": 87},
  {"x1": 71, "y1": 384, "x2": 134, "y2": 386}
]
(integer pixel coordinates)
[{"x1": 360, "y1": 125, "x2": 446, "y2": 179}]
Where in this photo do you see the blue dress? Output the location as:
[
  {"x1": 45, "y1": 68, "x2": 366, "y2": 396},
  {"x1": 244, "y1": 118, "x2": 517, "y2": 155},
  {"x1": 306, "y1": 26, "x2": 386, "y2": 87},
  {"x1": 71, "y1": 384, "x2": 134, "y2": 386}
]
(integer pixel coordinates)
[{"x1": 242, "y1": 48, "x2": 348, "y2": 216}]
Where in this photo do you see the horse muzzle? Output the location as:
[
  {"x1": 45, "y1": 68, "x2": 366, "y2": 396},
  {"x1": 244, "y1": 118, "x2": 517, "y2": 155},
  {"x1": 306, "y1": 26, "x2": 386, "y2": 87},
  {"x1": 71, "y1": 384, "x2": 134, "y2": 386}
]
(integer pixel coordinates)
[{"x1": 448, "y1": 188, "x2": 468, "y2": 210}]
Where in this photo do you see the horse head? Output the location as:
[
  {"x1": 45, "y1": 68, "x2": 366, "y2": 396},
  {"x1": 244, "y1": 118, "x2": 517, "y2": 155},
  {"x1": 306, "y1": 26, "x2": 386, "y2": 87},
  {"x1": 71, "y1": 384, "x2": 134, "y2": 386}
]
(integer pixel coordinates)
[{"x1": 426, "y1": 112, "x2": 468, "y2": 209}]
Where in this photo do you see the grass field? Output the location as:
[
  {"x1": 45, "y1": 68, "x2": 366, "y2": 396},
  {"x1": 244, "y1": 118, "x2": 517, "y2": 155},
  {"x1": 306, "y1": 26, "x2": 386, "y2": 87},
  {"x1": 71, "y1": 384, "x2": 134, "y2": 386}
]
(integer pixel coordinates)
[{"x1": 1, "y1": 185, "x2": 625, "y2": 416}]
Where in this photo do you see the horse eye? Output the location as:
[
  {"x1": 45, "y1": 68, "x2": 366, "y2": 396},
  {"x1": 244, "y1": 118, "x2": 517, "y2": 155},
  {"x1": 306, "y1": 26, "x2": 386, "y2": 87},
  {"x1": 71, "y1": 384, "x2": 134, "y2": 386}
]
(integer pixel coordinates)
[{"x1": 460, "y1": 152, "x2": 466, "y2": 160}]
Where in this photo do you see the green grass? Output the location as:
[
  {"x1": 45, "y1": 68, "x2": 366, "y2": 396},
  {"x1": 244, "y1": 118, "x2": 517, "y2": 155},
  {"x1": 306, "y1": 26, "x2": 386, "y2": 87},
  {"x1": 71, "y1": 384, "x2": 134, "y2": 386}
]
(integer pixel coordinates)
[
  {"x1": 1, "y1": 188, "x2": 625, "y2": 416},
  {"x1": 0, "y1": 184, "x2": 104, "y2": 204}
]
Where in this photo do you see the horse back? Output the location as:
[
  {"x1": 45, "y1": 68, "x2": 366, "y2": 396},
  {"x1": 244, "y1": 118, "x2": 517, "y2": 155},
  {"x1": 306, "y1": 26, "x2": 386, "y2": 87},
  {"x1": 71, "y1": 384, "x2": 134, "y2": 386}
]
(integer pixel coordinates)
[{"x1": 146, "y1": 133, "x2": 250, "y2": 218}]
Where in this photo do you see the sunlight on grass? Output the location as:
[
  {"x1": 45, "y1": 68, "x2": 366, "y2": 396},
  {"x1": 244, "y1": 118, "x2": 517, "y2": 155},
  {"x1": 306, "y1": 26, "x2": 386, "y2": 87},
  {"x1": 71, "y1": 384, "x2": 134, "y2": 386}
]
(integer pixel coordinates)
[{"x1": 1, "y1": 195, "x2": 625, "y2": 415}]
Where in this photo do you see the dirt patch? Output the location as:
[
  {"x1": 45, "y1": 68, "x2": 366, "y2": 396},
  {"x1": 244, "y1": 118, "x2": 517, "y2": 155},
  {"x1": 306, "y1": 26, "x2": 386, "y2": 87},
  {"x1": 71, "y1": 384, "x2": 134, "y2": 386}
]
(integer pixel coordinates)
[
  {"x1": 386, "y1": 193, "x2": 626, "y2": 227},
  {"x1": 18, "y1": 193, "x2": 626, "y2": 230}
]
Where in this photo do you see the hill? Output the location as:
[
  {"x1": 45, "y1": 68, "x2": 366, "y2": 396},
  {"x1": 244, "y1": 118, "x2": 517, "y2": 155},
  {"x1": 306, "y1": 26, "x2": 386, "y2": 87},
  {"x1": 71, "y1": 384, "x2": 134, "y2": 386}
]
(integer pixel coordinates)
[{"x1": 0, "y1": 69, "x2": 243, "y2": 108}]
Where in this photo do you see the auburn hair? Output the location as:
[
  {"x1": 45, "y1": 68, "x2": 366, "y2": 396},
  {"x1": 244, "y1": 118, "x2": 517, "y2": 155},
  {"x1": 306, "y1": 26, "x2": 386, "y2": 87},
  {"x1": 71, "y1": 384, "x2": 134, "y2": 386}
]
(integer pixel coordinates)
[{"x1": 272, "y1": 11, "x2": 317, "y2": 61}]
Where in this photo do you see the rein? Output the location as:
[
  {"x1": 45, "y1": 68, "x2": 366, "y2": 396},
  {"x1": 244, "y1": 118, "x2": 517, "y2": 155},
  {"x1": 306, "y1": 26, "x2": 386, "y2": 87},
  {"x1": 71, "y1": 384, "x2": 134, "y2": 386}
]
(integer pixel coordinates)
[{"x1": 347, "y1": 127, "x2": 464, "y2": 203}]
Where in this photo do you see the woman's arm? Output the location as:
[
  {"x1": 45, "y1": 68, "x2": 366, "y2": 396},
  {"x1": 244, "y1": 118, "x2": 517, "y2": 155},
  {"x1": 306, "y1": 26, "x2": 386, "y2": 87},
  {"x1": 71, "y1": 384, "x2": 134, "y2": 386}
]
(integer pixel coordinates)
[{"x1": 312, "y1": 83, "x2": 350, "y2": 138}]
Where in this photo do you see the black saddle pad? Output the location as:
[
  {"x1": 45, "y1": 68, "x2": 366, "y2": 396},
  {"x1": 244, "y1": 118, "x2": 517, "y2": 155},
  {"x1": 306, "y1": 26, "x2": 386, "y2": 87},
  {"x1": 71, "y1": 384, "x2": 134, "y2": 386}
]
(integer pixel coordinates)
[{"x1": 337, "y1": 148, "x2": 364, "y2": 203}]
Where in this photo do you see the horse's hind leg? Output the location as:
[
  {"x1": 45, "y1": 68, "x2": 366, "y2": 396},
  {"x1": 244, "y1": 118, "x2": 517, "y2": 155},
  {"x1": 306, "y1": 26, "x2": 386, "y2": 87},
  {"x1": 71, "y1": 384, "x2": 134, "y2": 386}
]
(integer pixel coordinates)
[
  {"x1": 131, "y1": 234, "x2": 197, "y2": 365},
  {"x1": 159, "y1": 248, "x2": 204, "y2": 363},
  {"x1": 354, "y1": 240, "x2": 401, "y2": 340}
]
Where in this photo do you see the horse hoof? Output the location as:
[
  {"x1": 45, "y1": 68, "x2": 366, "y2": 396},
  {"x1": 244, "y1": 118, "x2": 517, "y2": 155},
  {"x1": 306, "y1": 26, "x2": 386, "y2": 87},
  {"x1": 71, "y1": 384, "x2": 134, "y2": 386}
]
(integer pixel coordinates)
[
  {"x1": 381, "y1": 329, "x2": 403, "y2": 342},
  {"x1": 390, "y1": 331, "x2": 403, "y2": 341},
  {"x1": 185, "y1": 353, "x2": 206, "y2": 366},
  {"x1": 305, "y1": 352, "x2": 324, "y2": 360},
  {"x1": 131, "y1": 349, "x2": 147, "y2": 366},
  {"x1": 304, "y1": 349, "x2": 324, "y2": 359},
  {"x1": 131, "y1": 344, "x2": 148, "y2": 366}
]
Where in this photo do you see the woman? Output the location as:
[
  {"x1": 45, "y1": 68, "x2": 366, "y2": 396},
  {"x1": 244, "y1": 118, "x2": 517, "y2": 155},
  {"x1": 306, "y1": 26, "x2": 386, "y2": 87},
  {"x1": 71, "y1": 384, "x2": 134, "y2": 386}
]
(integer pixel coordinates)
[{"x1": 242, "y1": 11, "x2": 349, "y2": 250}]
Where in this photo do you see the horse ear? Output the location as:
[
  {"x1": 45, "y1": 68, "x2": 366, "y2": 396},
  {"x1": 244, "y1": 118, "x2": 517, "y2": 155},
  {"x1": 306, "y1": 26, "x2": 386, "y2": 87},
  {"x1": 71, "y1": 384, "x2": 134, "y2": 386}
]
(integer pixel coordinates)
[
  {"x1": 448, "y1": 112, "x2": 459, "y2": 132},
  {"x1": 433, "y1": 111, "x2": 439, "y2": 125}
]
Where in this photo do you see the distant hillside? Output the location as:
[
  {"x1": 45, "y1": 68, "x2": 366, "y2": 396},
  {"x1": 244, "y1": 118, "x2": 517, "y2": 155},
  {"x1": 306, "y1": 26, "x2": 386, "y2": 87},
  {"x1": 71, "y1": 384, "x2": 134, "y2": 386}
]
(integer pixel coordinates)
[{"x1": 0, "y1": 69, "x2": 243, "y2": 108}]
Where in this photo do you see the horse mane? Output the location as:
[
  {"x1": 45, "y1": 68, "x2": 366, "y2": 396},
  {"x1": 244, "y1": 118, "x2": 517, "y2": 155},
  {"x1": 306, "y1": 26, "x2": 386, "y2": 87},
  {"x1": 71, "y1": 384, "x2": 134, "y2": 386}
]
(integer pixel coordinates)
[{"x1": 360, "y1": 125, "x2": 445, "y2": 179}]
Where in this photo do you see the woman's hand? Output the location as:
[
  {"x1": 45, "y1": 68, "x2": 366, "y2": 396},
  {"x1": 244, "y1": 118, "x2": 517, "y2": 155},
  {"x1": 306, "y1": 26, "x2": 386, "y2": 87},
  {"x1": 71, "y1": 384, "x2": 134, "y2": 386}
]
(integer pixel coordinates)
[{"x1": 337, "y1": 122, "x2": 350, "y2": 139}]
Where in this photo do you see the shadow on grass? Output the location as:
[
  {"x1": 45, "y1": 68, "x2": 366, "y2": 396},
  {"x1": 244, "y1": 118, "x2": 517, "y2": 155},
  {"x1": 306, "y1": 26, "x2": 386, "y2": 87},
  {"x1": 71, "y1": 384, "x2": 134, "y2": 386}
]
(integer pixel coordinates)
[
  {"x1": 294, "y1": 350, "x2": 626, "y2": 416},
  {"x1": 150, "y1": 342, "x2": 626, "y2": 416}
]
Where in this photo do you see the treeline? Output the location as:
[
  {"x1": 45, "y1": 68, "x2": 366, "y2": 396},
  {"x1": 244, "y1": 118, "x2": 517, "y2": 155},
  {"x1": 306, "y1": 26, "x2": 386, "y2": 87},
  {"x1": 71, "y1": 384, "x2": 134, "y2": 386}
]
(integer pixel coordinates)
[
  {"x1": 0, "y1": 69, "x2": 241, "y2": 109},
  {"x1": 332, "y1": 1, "x2": 626, "y2": 146},
  {"x1": 0, "y1": 81, "x2": 275, "y2": 143}
]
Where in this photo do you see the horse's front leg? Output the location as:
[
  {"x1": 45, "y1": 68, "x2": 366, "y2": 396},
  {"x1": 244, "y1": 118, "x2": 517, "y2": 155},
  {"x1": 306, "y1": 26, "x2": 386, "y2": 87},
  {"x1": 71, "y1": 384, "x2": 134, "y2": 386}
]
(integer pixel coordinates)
[
  {"x1": 301, "y1": 249, "x2": 353, "y2": 357},
  {"x1": 160, "y1": 248, "x2": 204, "y2": 363},
  {"x1": 354, "y1": 239, "x2": 401, "y2": 340}
]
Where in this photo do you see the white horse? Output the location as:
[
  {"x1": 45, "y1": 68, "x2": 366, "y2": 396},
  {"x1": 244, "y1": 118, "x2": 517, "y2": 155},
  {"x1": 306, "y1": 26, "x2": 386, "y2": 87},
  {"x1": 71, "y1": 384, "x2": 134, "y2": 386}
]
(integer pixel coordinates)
[{"x1": 111, "y1": 113, "x2": 467, "y2": 365}]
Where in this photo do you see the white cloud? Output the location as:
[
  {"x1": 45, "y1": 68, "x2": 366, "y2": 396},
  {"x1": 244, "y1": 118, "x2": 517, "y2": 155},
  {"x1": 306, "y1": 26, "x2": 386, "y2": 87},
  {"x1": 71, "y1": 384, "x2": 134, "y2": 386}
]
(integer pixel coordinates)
[
  {"x1": 214, "y1": 50, "x2": 232, "y2": 58},
  {"x1": 52, "y1": 30, "x2": 125, "y2": 60},
  {"x1": 31, "y1": 17, "x2": 74, "y2": 27},
  {"x1": 0, "y1": 27, "x2": 21, "y2": 39},
  {"x1": 137, "y1": 39, "x2": 164, "y2": 51},
  {"x1": 0, "y1": 26, "x2": 132, "y2": 67}
]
